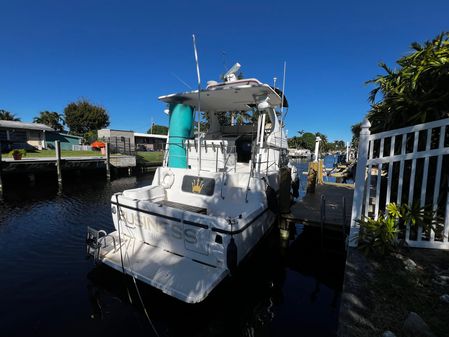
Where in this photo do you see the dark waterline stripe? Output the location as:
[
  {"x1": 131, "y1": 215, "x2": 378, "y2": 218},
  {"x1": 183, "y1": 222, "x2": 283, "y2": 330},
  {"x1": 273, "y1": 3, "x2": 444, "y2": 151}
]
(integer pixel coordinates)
[{"x1": 112, "y1": 201, "x2": 209, "y2": 229}]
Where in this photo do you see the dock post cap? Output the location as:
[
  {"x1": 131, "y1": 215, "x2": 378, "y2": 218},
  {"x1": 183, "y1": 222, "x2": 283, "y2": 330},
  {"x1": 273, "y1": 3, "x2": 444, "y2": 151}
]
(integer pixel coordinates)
[{"x1": 361, "y1": 118, "x2": 371, "y2": 129}]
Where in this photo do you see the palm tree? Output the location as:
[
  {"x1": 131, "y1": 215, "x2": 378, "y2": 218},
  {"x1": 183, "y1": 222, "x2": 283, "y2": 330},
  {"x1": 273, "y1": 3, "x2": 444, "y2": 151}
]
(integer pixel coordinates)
[
  {"x1": 33, "y1": 111, "x2": 65, "y2": 131},
  {"x1": 366, "y1": 32, "x2": 449, "y2": 133},
  {"x1": 0, "y1": 109, "x2": 21, "y2": 121}
]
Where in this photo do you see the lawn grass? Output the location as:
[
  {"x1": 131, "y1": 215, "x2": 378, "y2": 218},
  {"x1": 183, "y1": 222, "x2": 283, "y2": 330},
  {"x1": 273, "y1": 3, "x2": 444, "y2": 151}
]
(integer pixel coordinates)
[
  {"x1": 3, "y1": 149, "x2": 103, "y2": 158},
  {"x1": 136, "y1": 151, "x2": 164, "y2": 164}
]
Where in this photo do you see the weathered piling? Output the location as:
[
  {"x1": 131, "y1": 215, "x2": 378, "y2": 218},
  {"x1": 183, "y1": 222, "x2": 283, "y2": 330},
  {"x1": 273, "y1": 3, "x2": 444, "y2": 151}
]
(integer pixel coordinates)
[
  {"x1": 278, "y1": 167, "x2": 293, "y2": 240},
  {"x1": 55, "y1": 140, "x2": 62, "y2": 185},
  {"x1": 307, "y1": 161, "x2": 318, "y2": 193},
  {"x1": 318, "y1": 160, "x2": 324, "y2": 183},
  {"x1": 307, "y1": 160, "x2": 324, "y2": 193},
  {"x1": 105, "y1": 142, "x2": 111, "y2": 180}
]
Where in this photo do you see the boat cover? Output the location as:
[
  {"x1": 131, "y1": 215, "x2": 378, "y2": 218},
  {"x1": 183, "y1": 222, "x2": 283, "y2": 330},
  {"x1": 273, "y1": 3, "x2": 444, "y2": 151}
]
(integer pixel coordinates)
[{"x1": 99, "y1": 231, "x2": 228, "y2": 303}]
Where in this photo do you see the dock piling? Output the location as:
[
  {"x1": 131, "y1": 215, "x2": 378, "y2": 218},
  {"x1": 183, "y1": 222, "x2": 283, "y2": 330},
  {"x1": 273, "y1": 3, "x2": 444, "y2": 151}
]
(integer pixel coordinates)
[
  {"x1": 55, "y1": 140, "x2": 62, "y2": 185},
  {"x1": 307, "y1": 161, "x2": 318, "y2": 193},
  {"x1": 105, "y1": 143, "x2": 111, "y2": 180},
  {"x1": 314, "y1": 136, "x2": 321, "y2": 162}
]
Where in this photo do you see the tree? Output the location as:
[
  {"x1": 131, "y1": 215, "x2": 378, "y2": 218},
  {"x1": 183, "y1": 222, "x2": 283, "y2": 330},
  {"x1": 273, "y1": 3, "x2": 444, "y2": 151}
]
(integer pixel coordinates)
[
  {"x1": 289, "y1": 132, "x2": 316, "y2": 150},
  {"x1": 0, "y1": 109, "x2": 21, "y2": 121},
  {"x1": 334, "y1": 140, "x2": 346, "y2": 150},
  {"x1": 365, "y1": 33, "x2": 449, "y2": 217},
  {"x1": 366, "y1": 32, "x2": 449, "y2": 133},
  {"x1": 64, "y1": 100, "x2": 109, "y2": 137},
  {"x1": 147, "y1": 123, "x2": 168, "y2": 135},
  {"x1": 33, "y1": 111, "x2": 65, "y2": 131},
  {"x1": 351, "y1": 122, "x2": 362, "y2": 149}
]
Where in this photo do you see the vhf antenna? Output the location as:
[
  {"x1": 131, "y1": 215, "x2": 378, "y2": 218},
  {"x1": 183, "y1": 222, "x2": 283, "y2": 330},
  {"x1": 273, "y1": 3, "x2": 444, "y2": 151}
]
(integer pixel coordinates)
[
  {"x1": 281, "y1": 61, "x2": 287, "y2": 121},
  {"x1": 192, "y1": 34, "x2": 202, "y2": 174}
]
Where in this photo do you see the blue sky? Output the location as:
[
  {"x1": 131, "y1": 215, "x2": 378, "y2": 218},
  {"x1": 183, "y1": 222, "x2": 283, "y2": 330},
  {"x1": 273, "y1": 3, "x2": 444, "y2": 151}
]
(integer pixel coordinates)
[{"x1": 1, "y1": 0, "x2": 448, "y2": 142}]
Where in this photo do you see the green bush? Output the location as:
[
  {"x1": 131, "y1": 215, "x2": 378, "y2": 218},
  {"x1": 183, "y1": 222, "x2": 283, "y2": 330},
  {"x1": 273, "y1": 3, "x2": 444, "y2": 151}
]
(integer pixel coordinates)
[
  {"x1": 357, "y1": 210, "x2": 399, "y2": 256},
  {"x1": 357, "y1": 203, "x2": 439, "y2": 256}
]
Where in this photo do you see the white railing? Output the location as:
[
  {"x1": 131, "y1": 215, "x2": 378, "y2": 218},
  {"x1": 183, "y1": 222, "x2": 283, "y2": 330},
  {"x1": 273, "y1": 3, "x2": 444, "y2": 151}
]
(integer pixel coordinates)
[
  {"x1": 163, "y1": 140, "x2": 237, "y2": 173},
  {"x1": 350, "y1": 118, "x2": 449, "y2": 249},
  {"x1": 164, "y1": 139, "x2": 283, "y2": 176}
]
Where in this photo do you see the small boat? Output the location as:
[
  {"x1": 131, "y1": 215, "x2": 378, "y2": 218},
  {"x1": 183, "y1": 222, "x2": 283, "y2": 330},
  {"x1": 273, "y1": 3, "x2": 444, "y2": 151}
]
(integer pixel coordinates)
[{"x1": 87, "y1": 64, "x2": 296, "y2": 303}]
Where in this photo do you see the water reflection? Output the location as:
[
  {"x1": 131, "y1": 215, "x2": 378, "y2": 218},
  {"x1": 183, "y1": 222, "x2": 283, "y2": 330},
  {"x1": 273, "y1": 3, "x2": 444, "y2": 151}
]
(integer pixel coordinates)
[
  {"x1": 86, "y1": 223, "x2": 344, "y2": 337},
  {"x1": 0, "y1": 158, "x2": 344, "y2": 337}
]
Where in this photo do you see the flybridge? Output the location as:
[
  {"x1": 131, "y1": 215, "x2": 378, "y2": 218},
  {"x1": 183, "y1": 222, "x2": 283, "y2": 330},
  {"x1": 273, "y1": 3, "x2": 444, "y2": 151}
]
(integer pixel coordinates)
[{"x1": 158, "y1": 78, "x2": 285, "y2": 112}]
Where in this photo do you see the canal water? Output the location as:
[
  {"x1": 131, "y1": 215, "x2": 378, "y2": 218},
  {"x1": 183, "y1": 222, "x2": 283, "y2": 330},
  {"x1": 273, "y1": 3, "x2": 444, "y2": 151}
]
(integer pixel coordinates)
[{"x1": 0, "y1": 159, "x2": 346, "y2": 337}]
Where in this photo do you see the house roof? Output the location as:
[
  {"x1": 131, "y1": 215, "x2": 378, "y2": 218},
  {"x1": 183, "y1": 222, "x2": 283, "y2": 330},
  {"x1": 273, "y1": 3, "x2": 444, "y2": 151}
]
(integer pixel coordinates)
[
  {"x1": 134, "y1": 132, "x2": 168, "y2": 139},
  {"x1": 0, "y1": 120, "x2": 54, "y2": 131}
]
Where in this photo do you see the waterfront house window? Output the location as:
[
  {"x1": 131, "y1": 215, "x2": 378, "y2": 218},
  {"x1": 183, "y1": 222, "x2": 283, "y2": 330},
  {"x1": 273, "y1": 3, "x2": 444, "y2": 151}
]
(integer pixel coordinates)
[
  {"x1": 10, "y1": 130, "x2": 27, "y2": 142},
  {"x1": 29, "y1": 130, "x2": 41, "y2": 140}
]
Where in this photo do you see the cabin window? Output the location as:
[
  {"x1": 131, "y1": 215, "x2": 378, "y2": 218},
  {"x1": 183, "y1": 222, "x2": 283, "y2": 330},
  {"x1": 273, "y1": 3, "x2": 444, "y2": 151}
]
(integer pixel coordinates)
[{"x1": 215, "y1": 110, "x2": 258, "y2": 126}]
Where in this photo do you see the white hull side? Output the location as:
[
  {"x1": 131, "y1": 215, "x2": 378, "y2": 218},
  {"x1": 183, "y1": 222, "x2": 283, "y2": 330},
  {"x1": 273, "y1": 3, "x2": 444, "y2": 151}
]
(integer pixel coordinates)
[{"x1": 97, "y1": 204, "x2": 276, "y2": 303}]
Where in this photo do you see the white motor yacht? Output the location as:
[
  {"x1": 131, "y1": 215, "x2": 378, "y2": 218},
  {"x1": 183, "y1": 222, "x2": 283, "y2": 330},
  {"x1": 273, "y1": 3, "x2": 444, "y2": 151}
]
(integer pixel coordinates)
[{"x1": 87, "y1": 64, "x2": 295, "y2": 303}]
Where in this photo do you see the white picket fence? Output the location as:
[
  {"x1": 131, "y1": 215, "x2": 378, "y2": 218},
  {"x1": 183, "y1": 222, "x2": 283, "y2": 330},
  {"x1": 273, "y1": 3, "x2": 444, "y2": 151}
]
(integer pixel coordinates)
[{"x1": 350, "y1": 118, "x2": 449, "y2": 249}]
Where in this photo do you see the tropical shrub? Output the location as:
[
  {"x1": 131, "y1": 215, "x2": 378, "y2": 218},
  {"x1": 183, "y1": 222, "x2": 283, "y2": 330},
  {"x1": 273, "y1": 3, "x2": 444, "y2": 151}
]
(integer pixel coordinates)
[{"x1": 357, "y1": 203, "x2": 439, "y2": 256}]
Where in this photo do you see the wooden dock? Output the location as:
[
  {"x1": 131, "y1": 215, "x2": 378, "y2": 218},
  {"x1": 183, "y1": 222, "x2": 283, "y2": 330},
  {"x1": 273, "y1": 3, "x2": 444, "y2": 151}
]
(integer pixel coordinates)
[
  {"x1": 1, "y1": 155, "x2": 136, "y2": 171},
  {"x1": 0, "y1": 141, "x2": 138, "y2": 197},
  {"x1": 283, "y1": 182, "x2": 354, "y2": 231}
]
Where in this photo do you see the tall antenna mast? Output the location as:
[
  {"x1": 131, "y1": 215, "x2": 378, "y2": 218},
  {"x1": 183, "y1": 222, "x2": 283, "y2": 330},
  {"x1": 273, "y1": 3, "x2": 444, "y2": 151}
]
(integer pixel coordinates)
[
  {"x1": 192, "y1": 34, "x2": 202, "y2": 173},
  {"x1": 280, "y1": 61, "x2": 287, "y2": 120}
]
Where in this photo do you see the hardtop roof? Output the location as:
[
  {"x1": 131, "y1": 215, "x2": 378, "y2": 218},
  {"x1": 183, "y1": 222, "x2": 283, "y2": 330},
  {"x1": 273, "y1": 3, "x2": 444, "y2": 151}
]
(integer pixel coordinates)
[{"x1": 159, "y1": 78, "x2": 288, "y2": 112}]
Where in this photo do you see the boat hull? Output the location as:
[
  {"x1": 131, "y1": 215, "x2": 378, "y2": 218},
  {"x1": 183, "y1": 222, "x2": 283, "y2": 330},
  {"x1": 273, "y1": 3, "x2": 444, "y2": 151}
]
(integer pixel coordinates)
[{"x1": 94, "y1": 201, "x2": 276, "y2": 303}]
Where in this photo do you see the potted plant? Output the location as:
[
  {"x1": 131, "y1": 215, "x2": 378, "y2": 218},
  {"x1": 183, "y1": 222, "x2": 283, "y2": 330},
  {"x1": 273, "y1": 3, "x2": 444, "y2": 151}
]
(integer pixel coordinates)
[{"x1": 10, "y1": 149, "x2": 27, "y2": 160}]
